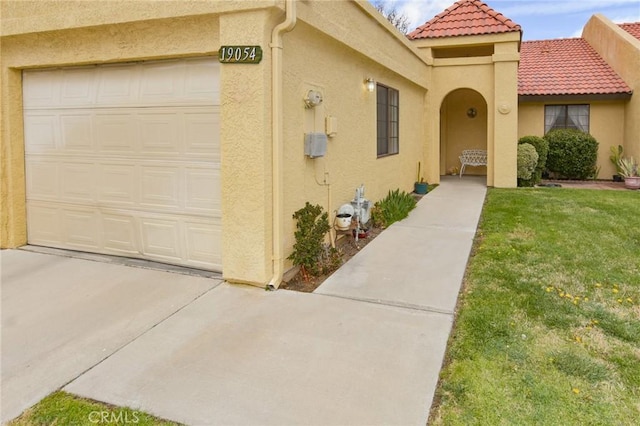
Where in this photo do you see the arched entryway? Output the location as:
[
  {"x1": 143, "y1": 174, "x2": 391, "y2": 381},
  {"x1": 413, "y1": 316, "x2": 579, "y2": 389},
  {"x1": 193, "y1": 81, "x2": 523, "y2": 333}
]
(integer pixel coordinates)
[{"x1": 440, "y1": 88, "x2": 488, "y2": 179}]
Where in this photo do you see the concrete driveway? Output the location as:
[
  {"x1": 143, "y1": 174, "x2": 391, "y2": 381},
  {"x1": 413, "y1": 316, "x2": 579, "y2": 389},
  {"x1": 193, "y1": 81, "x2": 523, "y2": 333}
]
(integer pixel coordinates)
[{"x1": 1, "y1": 249, "x2": 221, "y2": 423}]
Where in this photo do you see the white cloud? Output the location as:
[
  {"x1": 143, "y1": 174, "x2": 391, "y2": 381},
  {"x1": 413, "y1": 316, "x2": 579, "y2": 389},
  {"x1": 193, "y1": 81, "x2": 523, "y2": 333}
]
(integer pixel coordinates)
[
  {"x1": 610, "y1": 13, "x2": 640, "y2": 24},
  {"x1": 395, "y1": 0, "x2": 459, "y2": 30},
  {"x1": 491, "y1": 0, "x2": 639, "y2": 17}
]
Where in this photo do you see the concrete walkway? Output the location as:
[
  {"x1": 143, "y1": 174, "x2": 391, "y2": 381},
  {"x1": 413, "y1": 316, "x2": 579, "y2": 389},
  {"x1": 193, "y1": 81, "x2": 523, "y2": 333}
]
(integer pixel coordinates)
[
  {"x1": 2, "y1": 176, "x2": 486, "y2": 425},
  {"x1": 317, "y1": 175, "x2": 486, "y2": 315}
]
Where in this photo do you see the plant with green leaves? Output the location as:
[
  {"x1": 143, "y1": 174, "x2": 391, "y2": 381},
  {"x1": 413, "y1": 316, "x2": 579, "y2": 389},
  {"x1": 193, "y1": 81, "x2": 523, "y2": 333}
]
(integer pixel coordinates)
[
  {"x1": 616, "y1": 156, "x2": 638, "y2": 178},
  {"x1": 544, "y1": 129, "x2": 598, "y2": 180},
  {"x1": 518, "y1": 135, "x2": 548, "y2": 186},
  {"x1": 370, "y1": 189, "x2": 416, "y2": 228},
  {"x1": 287, "y1": 202, "x2": 331, "y2": 280},
  {"x1": 517, "y1": 143, "x2": 539, "y2": 184},
  {"x1": 609, "y1": 144, "x2": 624, "y2": 175}
]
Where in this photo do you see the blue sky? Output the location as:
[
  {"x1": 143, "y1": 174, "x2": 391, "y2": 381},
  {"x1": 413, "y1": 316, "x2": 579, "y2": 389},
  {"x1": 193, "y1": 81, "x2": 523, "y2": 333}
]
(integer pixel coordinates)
[{"x1": 374, "y1": 0, "x2": 640, "y2": 40}]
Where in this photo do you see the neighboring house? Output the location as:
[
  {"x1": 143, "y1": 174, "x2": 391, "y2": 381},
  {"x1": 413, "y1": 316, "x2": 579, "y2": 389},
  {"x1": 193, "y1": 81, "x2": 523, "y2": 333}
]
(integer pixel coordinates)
[
  {"x1": 0, "y1": 0, "x2": 637, "y2": 288},
  {"x1": 518, "y1": 15, "x2": 637, "y2": 179}
]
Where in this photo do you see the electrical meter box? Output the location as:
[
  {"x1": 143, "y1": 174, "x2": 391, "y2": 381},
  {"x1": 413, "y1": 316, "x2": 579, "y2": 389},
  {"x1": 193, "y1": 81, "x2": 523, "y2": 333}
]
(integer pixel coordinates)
[{"x1": 304, "y1": 133, "x2": 327, "y2": 158}]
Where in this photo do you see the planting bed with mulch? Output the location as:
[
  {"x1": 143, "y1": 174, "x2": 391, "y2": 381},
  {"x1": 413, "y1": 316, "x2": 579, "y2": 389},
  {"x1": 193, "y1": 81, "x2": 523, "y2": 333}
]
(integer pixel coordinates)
[{"x1": 279, "y1": 225, "x2": 384, "y2": 293}]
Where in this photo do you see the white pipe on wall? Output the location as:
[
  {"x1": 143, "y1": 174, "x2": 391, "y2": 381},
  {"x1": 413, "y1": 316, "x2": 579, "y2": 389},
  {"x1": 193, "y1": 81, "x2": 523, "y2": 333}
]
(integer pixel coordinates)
[{"x1": 267, "y1": 0, "x2": 296, "y2": 290}]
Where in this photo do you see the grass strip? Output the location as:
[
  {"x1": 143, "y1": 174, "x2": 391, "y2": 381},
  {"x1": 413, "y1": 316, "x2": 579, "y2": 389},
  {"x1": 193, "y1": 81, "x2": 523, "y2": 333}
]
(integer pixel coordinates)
[
  {"x1": 430, "y1": 188, "x2": 640, "y2": 425},
  {"x1": 9, "y1": 391, "x2": 182, "y2": 426}
]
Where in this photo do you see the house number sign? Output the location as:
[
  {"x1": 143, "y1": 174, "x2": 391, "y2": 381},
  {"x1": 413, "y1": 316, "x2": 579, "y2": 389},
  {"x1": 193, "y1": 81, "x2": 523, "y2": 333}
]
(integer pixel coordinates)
[{"x1": 219, "y1": 46, "x2": 263, "y2": 64}]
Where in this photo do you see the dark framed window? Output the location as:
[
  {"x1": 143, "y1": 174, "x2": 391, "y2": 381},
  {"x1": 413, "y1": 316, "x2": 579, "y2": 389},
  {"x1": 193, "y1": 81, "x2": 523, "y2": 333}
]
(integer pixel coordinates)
[
  {"x1": 376, "y1": 83, "x2": 399, "y2": 157},
  {"x1": 544, "y1": 104, "x2": 590, "y2": 133}
]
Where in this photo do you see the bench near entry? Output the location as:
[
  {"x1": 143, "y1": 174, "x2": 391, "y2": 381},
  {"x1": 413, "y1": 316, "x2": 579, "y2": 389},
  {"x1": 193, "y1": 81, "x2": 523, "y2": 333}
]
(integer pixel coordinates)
[{"x1": 459, "y1": 149, "x2": 487, "y2": 177}]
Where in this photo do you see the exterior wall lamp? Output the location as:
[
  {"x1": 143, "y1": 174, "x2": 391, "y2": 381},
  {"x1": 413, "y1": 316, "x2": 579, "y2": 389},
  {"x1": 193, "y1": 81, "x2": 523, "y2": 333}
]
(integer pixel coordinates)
[{"x1": 365, "y1": 78, "x2": 376, "y2": 92}]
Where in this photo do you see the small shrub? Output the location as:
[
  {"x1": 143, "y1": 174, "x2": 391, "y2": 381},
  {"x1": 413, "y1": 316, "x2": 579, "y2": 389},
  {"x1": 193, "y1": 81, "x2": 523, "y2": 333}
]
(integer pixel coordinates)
[
  {"x1": 517, "y1": 143, "x2": 539, "y2": 183},
  {"x1": 370, "y1": 189, "x2": 416, "y2": 228},
  {"x1": 321, "y1": 246, "x2": 343, "y2": 275},
  {"x1": 544, "y1": 129, "x2": 598, "y2": 180},
  {"x1": 518, "y1": 135, "x2": 548, "y2": 186},
  {"x1": 288, "y1": 202, "x2": 331, "y2": 280}
]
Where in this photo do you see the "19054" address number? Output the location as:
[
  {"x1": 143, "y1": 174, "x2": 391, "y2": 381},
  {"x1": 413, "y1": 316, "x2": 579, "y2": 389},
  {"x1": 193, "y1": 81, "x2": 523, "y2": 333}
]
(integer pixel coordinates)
[{"x1": 219, "y1": 46, "x2": 263, "y2": 64}]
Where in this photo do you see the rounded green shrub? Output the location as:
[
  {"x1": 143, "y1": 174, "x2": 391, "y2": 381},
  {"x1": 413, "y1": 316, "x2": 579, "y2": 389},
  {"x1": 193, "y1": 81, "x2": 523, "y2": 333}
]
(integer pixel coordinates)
[
  {"x1": 517, "y1": 143, "x2": 539, "y2": 183},
  {"x1": 518, "y1": 135, "x2": 548, "y2": 186},
  {"x1": 544, "y1": 129, "x2": 598, "y2": 180}
]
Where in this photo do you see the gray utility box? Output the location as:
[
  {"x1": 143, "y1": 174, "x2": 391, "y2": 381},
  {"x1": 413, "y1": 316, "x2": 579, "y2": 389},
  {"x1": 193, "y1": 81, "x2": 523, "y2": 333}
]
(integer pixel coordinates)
[{"x1": 304, "y1": 132, "x2": 327, "y2": 158}]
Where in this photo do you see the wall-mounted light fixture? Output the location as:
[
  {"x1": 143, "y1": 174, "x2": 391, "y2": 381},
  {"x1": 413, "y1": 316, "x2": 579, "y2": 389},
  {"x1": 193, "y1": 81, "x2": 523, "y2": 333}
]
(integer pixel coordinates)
[
  {"x1": 466, "y1": 107, "x2": 477, "y2": 118},
  {"x1": 365, "y1": 78, "x2": 376, "y2": 93},
  {"x1": 304, "y1": 90, "x2": 323, "y2": 108}
]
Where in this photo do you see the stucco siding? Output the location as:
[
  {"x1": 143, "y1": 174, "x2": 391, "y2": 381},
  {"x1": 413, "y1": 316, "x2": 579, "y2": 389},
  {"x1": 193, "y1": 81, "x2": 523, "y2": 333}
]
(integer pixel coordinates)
[
  {"x1": 517, "y1": 101, "x2": 626, "y2": 178},
  {"x1": 0, "y1": 0, "x2": 273, "y2": 36},
  {"x1": 281, "y1": 20, "x2": 427, "y2": 272},
  {"x1": 583, "y1": 14, "x2": 640, "y2": 160}
]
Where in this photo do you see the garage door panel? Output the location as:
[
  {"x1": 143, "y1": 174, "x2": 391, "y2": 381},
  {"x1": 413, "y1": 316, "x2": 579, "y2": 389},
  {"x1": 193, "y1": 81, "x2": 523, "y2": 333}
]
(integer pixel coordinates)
[
  {"x1": 97, "y1": 66, "x2": 139, "y2": 106},
  {"x1": 23, "y1": 114, "x2": 58, "y2": 152},
  {"x1": 140, "y1": 167, "x2": 180, "y2": 209},
  {"x1": 184, "y1": 110, "x2": 220, "y2": 158},
  {"x1": 140, "y1": 218, "x2": 182, "y2": 261},
  {"x1": 26, "y1": 161, "x2": 59, "y2": 200},
  {"x1": 95, "y1": 114, "x2": 137, "y2": 153},
  {"x1": 23, "y1": 70, "x2": 62, "y2": 108},
  {"x1": 27, "y1": 203, "x2": 62, "y2": 245},
  {"x1": 60, "y1": 114, "x2": 93, "y2": 150},
  {"x1": 185, "y1": 167, "x2": 220, "y2": 213},
  {"x1": 61, "y1": 162, "x2": 95, "y2": 202},
  {"x1": 61, "y1": 68, "x2": 97, "y2": 106},
  {"x1": 139, "y1": 61, "x2": 184, "y2": 103},
  {"x1": 24, "y1": 58, "x2": 221, "y2": 271},
  {"x1": 185, "y1": 58, "x2": 220, "y2": 104},
  {"x1": 98, "y1": 164, "x2": 138, "y2": 204},
  {"x1": 102, "y1": 214, "x2": 139, "y2": 254},
  {"x1": 139, "y1": 113, "x2": 181, "y2": 154},
  {"x1": 185, "y1": 221, "x2": 221, "y2": 269},
  {"x1": 62, "y1": 208, "x2": 100, "y2": 249}
]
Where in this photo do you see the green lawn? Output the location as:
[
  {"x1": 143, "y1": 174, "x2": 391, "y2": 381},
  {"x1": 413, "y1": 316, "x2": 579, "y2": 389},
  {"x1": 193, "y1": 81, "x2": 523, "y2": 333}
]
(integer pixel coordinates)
[
  {"x1": 9, "y1": 391, "x2": 181, "y2": 426},
  {"x1": 430, "y1": 188, "x2": 640, "y2": 425}
]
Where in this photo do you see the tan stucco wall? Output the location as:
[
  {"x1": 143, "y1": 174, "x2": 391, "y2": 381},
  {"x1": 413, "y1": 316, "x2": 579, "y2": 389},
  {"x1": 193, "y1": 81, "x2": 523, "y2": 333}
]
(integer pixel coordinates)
[
  {"x1": 418, "y1": 36, "x2": 520, "y2": 187},
  {"x1": 0, "y1": 0, "x2": 274, "y2": 36},
  {"x1": 281, "y1": 20, "x2": 427, "y2": 271},
  {"x1": 517, "y1": 101, "x2": 626, "y2": 178},
  {"x1": 583, "y1": 14, "x2": 640, "y2": 160},
  {"x1": 219, "y1": 9, "x2": 279, "y2": 285}
]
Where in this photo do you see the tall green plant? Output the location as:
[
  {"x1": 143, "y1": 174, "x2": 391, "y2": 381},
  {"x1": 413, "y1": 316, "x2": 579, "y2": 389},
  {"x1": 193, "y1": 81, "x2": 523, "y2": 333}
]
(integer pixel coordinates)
[
  {"x1": 371, "y1": 189, "x2": 416, "y2": 228},
  {"x1": 609, "y1": 145, "x2": 624, "y2": 175},
  {"x1": 288, "y1": 202, "x2": 331, "y2": 280}
]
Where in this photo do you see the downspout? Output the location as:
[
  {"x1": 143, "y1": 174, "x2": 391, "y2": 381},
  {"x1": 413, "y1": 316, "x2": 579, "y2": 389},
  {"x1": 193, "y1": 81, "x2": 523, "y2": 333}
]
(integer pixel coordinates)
[{"x1": 267, "y1": 0, "x2": 296, "y2": 290}]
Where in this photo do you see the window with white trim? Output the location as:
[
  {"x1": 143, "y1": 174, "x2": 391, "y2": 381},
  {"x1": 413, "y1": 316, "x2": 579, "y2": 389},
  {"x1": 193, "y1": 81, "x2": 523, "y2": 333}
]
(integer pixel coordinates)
[
  {"x1": 377, "y1": 84, "x2": 399, "y2": 157},
  {"x1": 544, "y1": 104, "x2": 590, "y2": 133}
]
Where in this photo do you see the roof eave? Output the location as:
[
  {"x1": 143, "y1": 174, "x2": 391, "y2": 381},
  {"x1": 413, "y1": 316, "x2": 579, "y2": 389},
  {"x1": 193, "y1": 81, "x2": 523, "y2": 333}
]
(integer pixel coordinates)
[{"x1": 518, "y1": 92, "x2": 633, "y2": 102}]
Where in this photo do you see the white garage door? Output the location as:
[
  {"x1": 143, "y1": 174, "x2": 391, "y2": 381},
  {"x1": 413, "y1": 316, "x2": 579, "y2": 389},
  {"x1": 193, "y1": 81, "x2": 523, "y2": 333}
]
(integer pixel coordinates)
[{"x1": 23, "y1": 58, "x2": 222, "y2": 271}]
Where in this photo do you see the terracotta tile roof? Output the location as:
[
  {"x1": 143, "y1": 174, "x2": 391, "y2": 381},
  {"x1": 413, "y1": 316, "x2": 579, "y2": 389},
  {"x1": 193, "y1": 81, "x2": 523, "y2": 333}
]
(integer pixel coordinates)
[
  {"x1": 408, "y1": 0, "x2": 520, "y2": 39},
  {"x1": 619, "y1": 22, "x2": 640, "y2": 41},
  {"x1": 518, "y1": 38, "x2": 632, "y2": 96}
]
